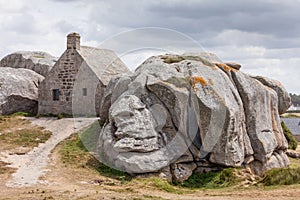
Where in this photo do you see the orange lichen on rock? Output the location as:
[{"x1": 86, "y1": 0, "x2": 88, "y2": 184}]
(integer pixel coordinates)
[
  {"x1": 215, "y1": 63, "x2": 236, "y2": 72},
  {"x1": 191, "y1": 76, "x2": 207, "y2": 89}
]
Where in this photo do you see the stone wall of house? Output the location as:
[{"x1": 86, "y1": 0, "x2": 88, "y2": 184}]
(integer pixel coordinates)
[
  {"x1": 38, "y1": 49, "x2": 84, "y2": 115},
  {"x1": 72, "y1": 62, "x2": 104, "y2": 116},
  {"x1": 38, "y1": 33, "x2": 129, "y2": 116}
]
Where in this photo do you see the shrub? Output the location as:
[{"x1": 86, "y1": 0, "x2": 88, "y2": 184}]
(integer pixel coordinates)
[
  {"x1": 60, "y1": 127, "x2": 131, "y2": 182},
  {"x1": 180, "y1": 168, "x2": 238, "y2": 189},
  {"x1": 9, "y1": 112, "x2": 35, "y2": 117},
  {"x1": 261, "y1": 167, "x2": 300, "y2": 186},
  {"x1": 281, "y1": 121, "x2": 298, "y2": 150},
  {"x1": 57, "y1": 113, "x2": 63, "y2": 119}
]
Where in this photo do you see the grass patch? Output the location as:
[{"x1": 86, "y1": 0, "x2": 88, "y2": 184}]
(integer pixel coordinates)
[
  {"x1": 9, "y1": 112, "x2": 35, "y2": 117},
  {"x1": 0, "y1": 128, "x2": 52, "y2": 148},
  {"x1": 79, "y1": 121, "x2": 101, "y2": 152},
  {"x1": 59, "y1": 133, "x2": 89, "y2": 165},
  {"x1": 0, "y1": 116, "x2": 52, "y2": 151},
  {"x1": 0, "y1": 116, "x2": 30, "y2": 131},
  {"x1": 281, "y1": 121, "x2": 298, "y2": 150},
  {"x1": 129, "y1": 178, "x2": 187, "y2": 194},
  {"x1": 261, "y1": 167, "x2": 300, "y2": 186},
  {"x1": 289, "y1": 157, "x2": 300, "y2": 168},
  {"x1": 59, "y1": 125, "x2": 131, "y2": 182},
  {"x1": 179, "y1": 168, "x2": 238, "y2": 189},
  {"x1": 152, "y1": 178, "x2": 181, "y2": 193}
]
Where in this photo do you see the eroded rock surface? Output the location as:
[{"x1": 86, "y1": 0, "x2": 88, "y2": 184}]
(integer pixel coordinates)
[
  {"x1": 0, "y1": 67, "x2": 44, "y2": 115},
  {"x1": 0, "y1": 51, "x2": 57, "y2": 76},
  {"x1": 97, "y1": 53, "x2": 291, "y2": 181}
]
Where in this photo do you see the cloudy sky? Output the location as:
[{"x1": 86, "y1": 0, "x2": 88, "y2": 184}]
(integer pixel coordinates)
[{"x1": 0, "y1": 0, "x2": 299, "y2": 93}]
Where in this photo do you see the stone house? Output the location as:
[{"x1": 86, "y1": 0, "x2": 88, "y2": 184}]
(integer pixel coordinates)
[{"x1": 38, "y1": 33, "x2": 130, "y2": 116}]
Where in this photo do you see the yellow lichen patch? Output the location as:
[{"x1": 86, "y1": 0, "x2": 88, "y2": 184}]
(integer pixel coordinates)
[{"x1": 215, "y1": 63, "x2": 236, "y2": 72}]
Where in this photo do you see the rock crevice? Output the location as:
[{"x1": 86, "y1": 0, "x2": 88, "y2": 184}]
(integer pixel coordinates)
[{"x1": 97, "y1": 53, "x2": 291, "y2": 181}]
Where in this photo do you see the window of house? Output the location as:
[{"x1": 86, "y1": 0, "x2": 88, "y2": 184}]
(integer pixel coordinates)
[
  {"x1": 53, "y1": 89, "x2": 60, "y2": 101},
  {"x1": 82, "y1": 88, "x2": 87, "y2": 96}
]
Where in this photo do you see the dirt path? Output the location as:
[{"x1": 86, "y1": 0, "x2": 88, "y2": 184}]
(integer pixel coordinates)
[{"x1": 0, "y1": 117, "x2": 97, "y2": 188}]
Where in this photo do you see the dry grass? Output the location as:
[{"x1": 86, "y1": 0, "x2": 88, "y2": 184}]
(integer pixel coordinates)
[
  {"x1": 0, "y1": 116, "x2": 52, "y2": 153},
  {"x1": 0, "y1": 161, "x2": 15, "y2": 175}
]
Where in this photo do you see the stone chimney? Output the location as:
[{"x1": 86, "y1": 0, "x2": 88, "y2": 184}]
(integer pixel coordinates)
[{"x1": 67, "y1": 32, "x2": 80, "y2": 50}]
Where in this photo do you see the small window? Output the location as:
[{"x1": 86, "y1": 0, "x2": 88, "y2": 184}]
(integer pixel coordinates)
[
  {"x1": 82, "y1": 88, "x2": 87, "y2": 96},
  {"x1": 53, "y1": 89, "x2": 60, "y2": 101}
]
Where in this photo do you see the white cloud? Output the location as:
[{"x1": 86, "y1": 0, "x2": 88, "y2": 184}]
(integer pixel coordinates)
[
  {"x1": 0, "y1": 0, "x2": 298, "y2": 93},
  {"x1": 0, "y1": 0, "x2": 27, "y2": 13},
  {"x1": 241, "y1": 58, "x2": 300, "y2": 94}
]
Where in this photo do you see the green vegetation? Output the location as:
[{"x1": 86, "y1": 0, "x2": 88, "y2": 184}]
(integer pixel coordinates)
[
  {"x1": 180, "y1": 168, "x2": 238, "y2": 189},
  {"x1": 261, "y1": 167, "x2": 300, "y2": 186},
  {"x1": 79, "y1": 121, "x2": 101, "y2": 152},
  {"x1": 281, "y1": 121, "x2": 298, "y2": 150},
  {"x1": 59, "y1": 133, "x2": 89, "y2": 165},
  {"x1": 132, "y1": 169, "x2": 240, "y2": 194},
  {"x1": 0, "y1": 128, "x2": 52, "y2": 148},
  {"x1": 152, "y1": 178, "x2": 182, "y2": 194},
  {"x1": 289, "y1": 157, "x2": 300, "y2": 169},
  {"x1": 9, "y1": 112, "x2": 35, "y2": 117},
  {"x1": 57, "y1": 113, "x2": 63, "y2": 119},
  {"x1": 59, "y1": 124, "x2": 131, "y2": 182},
  {"x1": 286, "y1": 110, "x2": 300, "y2": 113},
  {"x1": 58, "y1": 121, "x2": 300, "y2": 191},
  {"x1": 0, "y1": 116, "x2": 52, "y2": 150}
]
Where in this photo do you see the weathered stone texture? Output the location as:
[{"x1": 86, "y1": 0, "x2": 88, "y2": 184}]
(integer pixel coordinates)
[
  {"x1": 38, "y1": 33, "x2": 130, "y2": 116},
  {"x1": 0, "y1": 67, "x2": 44, "y2": 115},
  {"x1": 0, "y1": 51, "x2": 57, "y2": 76},
  {"x1": 98, "y1": 53, "x2": 291, "y2": 181}
]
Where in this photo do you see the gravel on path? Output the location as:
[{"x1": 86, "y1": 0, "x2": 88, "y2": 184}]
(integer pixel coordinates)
[{"x1": 0, "y1": 117, "x2": 98, "y2": 188}]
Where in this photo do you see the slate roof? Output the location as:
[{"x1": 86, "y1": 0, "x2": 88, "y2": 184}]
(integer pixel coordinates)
[{"x1": 77, "y1": 46, "x2": 130, "y2": 85}]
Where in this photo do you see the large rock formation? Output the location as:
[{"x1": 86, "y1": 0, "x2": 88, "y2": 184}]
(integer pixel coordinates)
[
  {"x1": 0, "y1": 67, "x2": 44, "y2": 115},
  {"x1": 0, "y1": 51, "x2": 57, "y2": 76},
  {"x1": 97, "y1": 54, "x2": 291, "y2": 181}
]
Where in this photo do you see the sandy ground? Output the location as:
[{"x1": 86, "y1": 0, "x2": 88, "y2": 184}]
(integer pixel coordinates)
[
  {"x1": 0, "y1": 117, "x2": 300, "y2": 199},
  {"x1": 0, "y1": 117, "x2": 97, "y2": 187}
]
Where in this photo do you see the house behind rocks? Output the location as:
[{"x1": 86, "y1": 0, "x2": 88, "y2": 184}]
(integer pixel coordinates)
[
  {"x1": 98, "y1": 54, "x2": 292, "y2": 181},
  {"x1": 38, "y1": 33, "x2": 130, "y2": 116}
]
